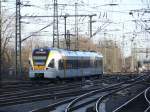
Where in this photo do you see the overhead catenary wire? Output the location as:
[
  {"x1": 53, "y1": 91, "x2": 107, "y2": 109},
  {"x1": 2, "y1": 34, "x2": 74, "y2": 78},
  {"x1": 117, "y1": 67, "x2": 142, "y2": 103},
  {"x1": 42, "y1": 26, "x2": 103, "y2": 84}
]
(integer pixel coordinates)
[
  {"x1": 4, "y1": 0, "x2": 150, "y2": 56},
  {"x1": 21, "y1": 22, "x2": 53, "y2": 42}
]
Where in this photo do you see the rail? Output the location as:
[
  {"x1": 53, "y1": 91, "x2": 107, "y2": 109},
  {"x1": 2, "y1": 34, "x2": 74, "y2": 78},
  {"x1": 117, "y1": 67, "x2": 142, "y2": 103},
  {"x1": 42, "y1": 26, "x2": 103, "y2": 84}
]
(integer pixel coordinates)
[
  {"x1": 95, "y1": 75, "x2": 148, "y2": 112},
  {"x1": 65, "y1": 74, "x2": 146, "y2": 112}
]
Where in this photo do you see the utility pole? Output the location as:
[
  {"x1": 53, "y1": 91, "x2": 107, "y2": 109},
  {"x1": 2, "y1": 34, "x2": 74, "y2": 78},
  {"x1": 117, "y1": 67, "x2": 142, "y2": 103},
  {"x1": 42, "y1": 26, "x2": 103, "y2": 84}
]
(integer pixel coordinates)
[
  {"x1": 122, "y1": 23, "x2": 125, "y2": 72},
  {"x1": 75, "y1": 2, "x2": 78, "y2": 50},
  {"x1": 104, "y1": 33, "x2": 107, "y2": 72},
  {"x1": 88, "y1": 15, "x2": 96, "y2": 50},
  {"x1": 64, "y1": 15, "x2": 67, "y2": 48},
  {"x1": 89, "y1": 15, "x2": 96, "y2": 38},
  {"x1": 15, "y1": 0, "x2": 22, "y2": 78},
  {"x1": 53, "y1": 0, "x2": 59, "y2": 48},
  {"x1": 89, "y1": 16, "x2": 93, "y2": 38},
  {"x1": 131, "y1": 39, "x2": 134, "y2": 72},
  {"x1": 64, "y1": 14, "x2": 71, "y2": 50},
  {"x1": 0, "y1": 0, "x2": 2, "y2": 85},
  {"x1": 66, "y1": 30, "x2": 71, "y2": 49},
  {"x1": 122, "y1": 35, "x2": 125, "y2": 72}
]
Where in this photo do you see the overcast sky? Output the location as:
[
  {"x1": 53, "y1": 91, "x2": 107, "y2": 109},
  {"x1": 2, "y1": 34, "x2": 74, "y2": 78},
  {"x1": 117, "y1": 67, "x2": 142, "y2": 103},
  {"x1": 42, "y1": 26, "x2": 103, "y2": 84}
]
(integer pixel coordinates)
[{"x1": 2, "y1": 0, "x2": 150, "y2": 58}]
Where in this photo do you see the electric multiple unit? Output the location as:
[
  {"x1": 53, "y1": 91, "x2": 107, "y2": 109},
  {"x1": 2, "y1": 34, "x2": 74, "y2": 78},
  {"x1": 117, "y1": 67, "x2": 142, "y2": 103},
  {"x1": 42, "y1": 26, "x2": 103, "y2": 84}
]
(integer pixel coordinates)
[{"x1": 29, "y1": 48, "x2": 103, "y2": 79}]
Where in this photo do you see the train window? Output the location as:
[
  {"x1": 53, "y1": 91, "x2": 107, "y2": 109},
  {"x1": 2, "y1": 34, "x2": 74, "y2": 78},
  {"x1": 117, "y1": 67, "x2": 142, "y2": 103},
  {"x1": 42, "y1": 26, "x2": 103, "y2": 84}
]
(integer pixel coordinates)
[
  {"x1": 79, "y1": 60, "x2": 84, "y2": 68},
  {"x1": 79, "y1": 60, "x2": 90, "y2": 68},
  {"x1": 97, "y1": 59, "x2": 102, "y2": 67},
  {"x1": 87, "y1": 60, "x2": 89, "y2": 67},
  {"x1": 94, "y1": 60, "x2": 96, "y2": 67},
  {"x1": 59, "y1": 60, "x2": 64, "y2": 70},
  {"x1": 66, "y1": 60, "x2": 74, "y2": 69},
  {"x1": 48, "y1": 59, "x2": 54, "y2": 68},
  {"x1": 59, "y1": 59, "x2": 78, "y2": 70},
  {"x1": 65, "y1": 60, "x2": 79, "y2": 69},
  {"x1": 96, "y1": 60, "x2": 98, "y2": 67},
  {"x1": 75, "y1": 60, "x2": 79, "y2": 69},
  {"x1": 90, "y1": 60, "x2": 94, "y2": 67},
  {"x1": 58, "y1": 59, "x2": 101, "y2": 69}
]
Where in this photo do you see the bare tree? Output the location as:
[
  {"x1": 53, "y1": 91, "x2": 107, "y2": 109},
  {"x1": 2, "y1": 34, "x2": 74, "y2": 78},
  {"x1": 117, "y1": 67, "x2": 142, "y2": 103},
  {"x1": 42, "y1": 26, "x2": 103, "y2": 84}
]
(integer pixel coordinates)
[{"x1": 1, "y1": 11, "x2": 15, "y2": 73}]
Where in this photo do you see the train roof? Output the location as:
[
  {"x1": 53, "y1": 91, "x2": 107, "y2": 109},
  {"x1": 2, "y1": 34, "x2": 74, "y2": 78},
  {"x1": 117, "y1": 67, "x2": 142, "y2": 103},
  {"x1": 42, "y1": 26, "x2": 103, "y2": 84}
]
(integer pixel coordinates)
[
  {"x1": 58, "y1": 49, "x2": 103, "y2": 58},
  {"x1": 33, "y1": 47, "x2": 103, "y2": 58}
]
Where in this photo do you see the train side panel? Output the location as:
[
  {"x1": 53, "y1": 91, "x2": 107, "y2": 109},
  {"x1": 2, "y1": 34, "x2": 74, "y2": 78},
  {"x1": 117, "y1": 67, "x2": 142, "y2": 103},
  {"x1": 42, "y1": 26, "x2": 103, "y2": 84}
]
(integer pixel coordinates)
[{"x1": 29, "y1": 48, "x2": 103, "y2": 79}]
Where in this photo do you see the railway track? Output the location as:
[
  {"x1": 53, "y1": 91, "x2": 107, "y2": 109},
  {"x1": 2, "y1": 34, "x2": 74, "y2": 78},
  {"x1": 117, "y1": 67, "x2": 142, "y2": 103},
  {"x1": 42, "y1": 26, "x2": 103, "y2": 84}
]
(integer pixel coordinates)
[
  {"x1": 144, "y1": 87, "x2": 150, "y2": 112},
  {"x1": 31, "y1": 83, "x2": 125, "y2": 112},
  {"x1": 66, "y1": 75, "x2": 147, "y2": 112},
  {"x1": 0, "y1": 74, "x2": 133, "y2": 94},
  {"x1": 112, "y1": 86, "x2": 150, "y2": 112},
  {"x1": 0, "y1": 76, "x2": 104, "y2": 95},
  {"x1": 0, "y1": 75, "x2": 125, "y2": 95},
  {"x1": 95, "y1": 80, "x2": 147, "y2": 112},
  {"x1": 0, "y1": 80, "x2": 55, "y2": 94},
  {"x1": 0, "y1": 74, "x2": 133, "y2": 87},
  {"x1": 1, "y1": 80, "x2": 52, "y2": 88},
  {"x1": 30, "y1": 74, "x2": 149, "y2": 112},
  {"x1": 0, "y1": 75, "x2": 121, "y2": 107}
]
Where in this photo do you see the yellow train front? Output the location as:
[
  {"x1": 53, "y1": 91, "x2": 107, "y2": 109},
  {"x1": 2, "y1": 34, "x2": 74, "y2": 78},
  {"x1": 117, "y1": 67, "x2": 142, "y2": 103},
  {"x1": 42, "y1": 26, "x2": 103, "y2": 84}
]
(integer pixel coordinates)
[{"x1": 29, "y1": 48, "x2": 103, "y2": 79}]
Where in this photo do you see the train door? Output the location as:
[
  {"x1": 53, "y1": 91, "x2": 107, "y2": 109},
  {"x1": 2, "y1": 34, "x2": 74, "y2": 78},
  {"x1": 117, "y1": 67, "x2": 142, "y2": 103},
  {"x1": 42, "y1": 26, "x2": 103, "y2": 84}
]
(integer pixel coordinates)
[{"x1": 45, "y1": 59, "x2": 57, "y2": 78}]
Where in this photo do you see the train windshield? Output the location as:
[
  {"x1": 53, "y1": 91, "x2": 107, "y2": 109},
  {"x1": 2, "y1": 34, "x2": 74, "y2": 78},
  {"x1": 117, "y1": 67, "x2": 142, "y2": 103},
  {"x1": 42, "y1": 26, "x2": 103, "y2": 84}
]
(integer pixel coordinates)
[{"x1": 32, "y1": 49, "x2": 49, "y2": 66}]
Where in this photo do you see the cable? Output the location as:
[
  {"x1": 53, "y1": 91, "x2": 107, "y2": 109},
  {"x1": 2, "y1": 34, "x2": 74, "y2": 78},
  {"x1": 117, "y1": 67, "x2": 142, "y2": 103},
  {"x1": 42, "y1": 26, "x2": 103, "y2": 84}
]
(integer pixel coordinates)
[{"x1": 21, "y1": 22, "x2": 53, "y2": 42}]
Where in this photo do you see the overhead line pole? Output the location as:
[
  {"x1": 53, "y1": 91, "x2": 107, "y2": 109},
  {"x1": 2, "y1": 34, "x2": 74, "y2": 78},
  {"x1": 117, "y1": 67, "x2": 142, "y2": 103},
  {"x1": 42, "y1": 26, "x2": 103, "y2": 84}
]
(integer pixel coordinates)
[
  {"x1": 75, "y1": 2, "x2": 78, "y2": 50},
  {"x1": 89, "y1": 15, "x2": 94, "y2": 38},
  {"x1": 15, "y1": 0, "x2": 22, "y2": 79},
  {"x1": 53, "y1": 0, "x2": 59, "y2": 48},
  {"x1": 66, "y1": 30, "x2": 71, "y2": 49},
  {"x1": 64, "y1": 16, "x2": 67, "y2": 48},
  {"x1": 0, "y1": 0, "x2": 2, "y2": 85}
]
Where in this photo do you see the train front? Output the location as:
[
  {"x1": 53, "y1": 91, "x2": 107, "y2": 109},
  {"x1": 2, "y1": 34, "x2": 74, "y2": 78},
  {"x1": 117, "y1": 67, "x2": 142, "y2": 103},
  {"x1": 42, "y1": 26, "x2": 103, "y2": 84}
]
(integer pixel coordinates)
[{"x1": 29, "y1": 48, "x2": 49, "y2": 79}]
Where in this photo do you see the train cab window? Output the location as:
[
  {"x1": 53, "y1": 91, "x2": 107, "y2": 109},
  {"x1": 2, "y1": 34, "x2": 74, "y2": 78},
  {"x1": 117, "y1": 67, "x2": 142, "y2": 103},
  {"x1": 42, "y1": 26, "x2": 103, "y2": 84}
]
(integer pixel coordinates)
[
  {"x1": 48, "y1": 59, "x2": 54, "y2": 68},
  {"x1": 28, "y1": 60, "x2": 31, "y2": 65}
]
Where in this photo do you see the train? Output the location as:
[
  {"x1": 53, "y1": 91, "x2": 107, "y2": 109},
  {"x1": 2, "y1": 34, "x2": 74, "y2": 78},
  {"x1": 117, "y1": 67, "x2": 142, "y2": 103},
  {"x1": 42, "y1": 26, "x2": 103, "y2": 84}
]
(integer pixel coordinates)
[{"x1": 29, "y1": 48, "x2": 103, "y2": 79}]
